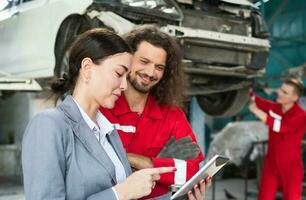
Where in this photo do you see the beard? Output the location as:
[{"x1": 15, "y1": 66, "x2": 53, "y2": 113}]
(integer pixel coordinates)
[{"x1": 127, "y1": 73, "x2": 153, "y2": 94}]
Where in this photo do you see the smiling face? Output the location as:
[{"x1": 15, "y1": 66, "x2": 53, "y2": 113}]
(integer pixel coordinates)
[
  {"x1": 127, "y1": 41, "x2": 167, "y2": 94},
  {"x1": 276, "y1": 83, "x2": 299, "y2": 105},
  {"x1": 84, "y1": 52, "x2": 132, "y2": 109}
]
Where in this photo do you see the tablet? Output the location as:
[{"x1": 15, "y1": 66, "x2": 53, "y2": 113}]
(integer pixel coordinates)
[{"x1": 170, "y1": 155, "x2": 229, "y2": 199}]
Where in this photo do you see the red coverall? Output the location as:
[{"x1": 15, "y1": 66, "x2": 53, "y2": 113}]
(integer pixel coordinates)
[
  {"x1": 255, "y1": 95, "x2": 306, "y2": 200},
  {"x1": 100, "y1": 94, "x2": 204, "y2": 199}
]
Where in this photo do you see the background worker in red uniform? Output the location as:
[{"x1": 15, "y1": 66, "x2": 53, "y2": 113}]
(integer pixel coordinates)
[
  {"x1": 248, "y1": 77, "x2": 306, "y2": 200},
  {"x1": 100, "y1": 26, "x2": 206, "y2": 200}
]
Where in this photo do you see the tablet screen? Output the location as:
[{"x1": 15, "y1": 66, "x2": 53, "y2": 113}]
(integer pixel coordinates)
[{"x1": 171, "y1": 155, "x2": 229, "y2": 199}]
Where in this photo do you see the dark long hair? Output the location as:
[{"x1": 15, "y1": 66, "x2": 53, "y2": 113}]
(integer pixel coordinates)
[
  {"x1": 51, "y1": 28, "x2": 131, "y2": 101},
  {"x1": 124, "y1": 25, "x2": 185, "y2": 107}
]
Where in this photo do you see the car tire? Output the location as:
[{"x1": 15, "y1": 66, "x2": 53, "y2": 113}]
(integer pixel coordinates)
[
  {"x1": 54, "y1": 14, "x2": 91, "y2": 77},
  {"x1": 196, "y1": 88, "x2": 249, "y2": 117}
]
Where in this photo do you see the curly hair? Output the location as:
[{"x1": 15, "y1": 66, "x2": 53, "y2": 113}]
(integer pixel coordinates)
[{"x1": 123, "y1": 25, "x2": 185, "y2": 107}]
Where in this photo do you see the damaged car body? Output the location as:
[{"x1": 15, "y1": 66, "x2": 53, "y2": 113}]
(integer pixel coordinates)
[
  {"x1": 55, "y1": 0, "x2": 270, "y2": 116},
  {"x1": 0, "y1": 0, "x2": 270, "y2": 116}
]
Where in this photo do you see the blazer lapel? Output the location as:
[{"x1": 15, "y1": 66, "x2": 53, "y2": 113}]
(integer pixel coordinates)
[
  {"x1": 58, "y1": 95, "x2": 117, "y2": 183},
  {"x1": 107, "y1": 130, "x2": 132, "y2": 176}
]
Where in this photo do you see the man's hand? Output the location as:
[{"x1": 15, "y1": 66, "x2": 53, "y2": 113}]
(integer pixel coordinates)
[
  {"x1": 127, "y1": 153, "x2": 153, "y2": 170},
  {"x1": 248, "y1": 88, "x2": 254, "y2": 98},
  {"x1": 248, "y1": 98, "x2": 268, "y2": 122},
  {"x1": 248, "y1": 98, "x2": 257, "y2": 113},
  {"x1": 158, "y1": 136, "x2": 199, "y2": 160}
]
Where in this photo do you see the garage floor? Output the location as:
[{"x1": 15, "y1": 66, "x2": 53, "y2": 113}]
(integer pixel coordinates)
[
  {"x1": 0, "y1": 178, "x2": 23, "y2": 200},
  {"x1": 1, "y1": 178, "x2": 305, "y2": 200},
  {"x1": 0, "y1": 178, "x2": 258, "y2": 200},
  {"x1": 206, "y1": 178, "x2": 258, "y2": 200}
]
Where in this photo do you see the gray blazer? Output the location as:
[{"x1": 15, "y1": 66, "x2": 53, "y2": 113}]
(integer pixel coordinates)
[{"x1": 22, "y1": 95, "x2": 132, "y2": 200}]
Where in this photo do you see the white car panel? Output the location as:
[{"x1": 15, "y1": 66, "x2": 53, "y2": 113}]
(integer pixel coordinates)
[{"x1": 0, "y1": 0, "x2": 92, "y2": 79}]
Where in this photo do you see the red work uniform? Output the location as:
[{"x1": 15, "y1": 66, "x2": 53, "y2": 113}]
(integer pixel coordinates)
[
  {"x1": 254, "y1": 95, "x2": 306, "y2": 200},
  {"x1": 100, "y1": 95, "x2": 204, "y2": 199}
]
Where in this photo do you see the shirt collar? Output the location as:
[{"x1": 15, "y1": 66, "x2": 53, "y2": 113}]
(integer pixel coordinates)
[
  {"x1": 113, "y1": 94, "x2": 131, "y2": 116},
  {"x1": 96, "y1": 111, "x2": 115, "y2": 135},
  {"x1": 73, "y1": 97, "x2": 114, "y2": 135},
  {"x1": 143, "y1": 95, "x2": 163, "y2": 119},
  {"x1": 113, "y1": 94, "x2": 163, "y2": 119},
  {"x1": 286, "y1": 102, "x2": 301, "y2": 115}
]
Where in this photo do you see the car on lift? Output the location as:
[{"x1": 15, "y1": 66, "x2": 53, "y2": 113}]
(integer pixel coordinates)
[{"x1": 0, "y1": 0, "x2": 270, "y2": 116}]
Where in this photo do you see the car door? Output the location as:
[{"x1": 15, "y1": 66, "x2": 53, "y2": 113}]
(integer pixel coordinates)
[
  {"x1": 0, "y1": 0, "x2": 22, "y2": 77},
  {"x1": 0, "y1": 0, "x2": 20, "y2": 21},
  {"x1": 4, "y1": 0, "x2": 53, "y2": 78}
]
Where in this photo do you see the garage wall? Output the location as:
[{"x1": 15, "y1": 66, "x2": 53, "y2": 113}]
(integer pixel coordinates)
[
  {"x1": 261, "y1": 0, "x2": 306, "y2": 85},
  {"x1": 213, "y1": 0, "x2": 306, "y2": 130},
  {"x1": 0, "y1": 92, "x2": 55, "y2": 177}
]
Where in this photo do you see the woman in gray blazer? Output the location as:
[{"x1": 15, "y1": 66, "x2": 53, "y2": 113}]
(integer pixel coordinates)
[{"x1": 22, "y1": 28, "x2": 176, "y2": 200}]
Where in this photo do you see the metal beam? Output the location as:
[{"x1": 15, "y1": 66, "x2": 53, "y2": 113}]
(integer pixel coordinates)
[{"x1": 267, "y1": 0, "x2": 288, "y2": 28}]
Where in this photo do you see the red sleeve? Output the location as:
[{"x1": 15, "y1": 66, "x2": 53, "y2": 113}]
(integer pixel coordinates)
[
  {"x1": 151, "y1": 157, "x2": 175, "y2": 185},
  {"x1": 265, "y1": 111, "x2": 306, "y2": 135},
  {"x1": 254, "y1": 95, "x2": 276, "y2": 113},
  {"x1": 151, "y1": 108, "x2": 204, "y2": 186}
]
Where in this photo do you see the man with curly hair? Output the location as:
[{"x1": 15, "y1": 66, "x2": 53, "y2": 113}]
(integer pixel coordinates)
[{"x1": 100, "y1": 26, "x2": 205, "y2": 199}]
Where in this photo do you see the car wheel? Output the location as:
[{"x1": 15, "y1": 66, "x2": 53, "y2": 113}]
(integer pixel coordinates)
[
  {"x1": 54, "y1": 14, "x2": 91, "y2": 77},
  {"x1": 196, "y1": 88, "x2": 249, "y2": 117}
]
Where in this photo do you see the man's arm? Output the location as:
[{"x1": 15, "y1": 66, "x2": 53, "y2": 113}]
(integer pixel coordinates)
[
  {"x1": 127, "y1": 153, "x2": 153, "y2": 170},
  {"x1": 249, "y1": 90, "x2": 276, "y2": 113},
  {"x1": 151, "y1": 108, "x2": 204, "y2": 186},
  {"x1": 126, "y1": 108, "x2": 204, "y2": 186},
  {"x1": 127, "y1": 152, "x2": 203, "y2": 186},
  {"x1": 249, "y1": 100, "x2": 306, "y2": 135},
  {"x1": 249, "y1": 101, "x2": 267, "y2": 122},
  {"x1": 127, "y1": 136, "x2": 200, "y2": 170}
]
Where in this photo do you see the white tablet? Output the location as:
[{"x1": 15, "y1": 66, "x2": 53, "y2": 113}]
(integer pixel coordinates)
[{"x1": 170, "y1": 155, "x2": 229, "y2": 200}]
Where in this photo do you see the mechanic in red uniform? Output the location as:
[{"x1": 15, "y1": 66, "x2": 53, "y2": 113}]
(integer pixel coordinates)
[
  {"x1": 248, "y1": 77, "x2": 306, "y2": 200},
  {"x1": 100, "y1": 26, "x2": 206, "y2": 200}
]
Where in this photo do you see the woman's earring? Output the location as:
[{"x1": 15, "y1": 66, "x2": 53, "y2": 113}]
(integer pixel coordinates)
[{"x1": 85, "y1": 79, "x2": 89, "y2": 84}]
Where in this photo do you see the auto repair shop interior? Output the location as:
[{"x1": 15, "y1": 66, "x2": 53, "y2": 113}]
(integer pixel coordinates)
[{"x1": 0, "y1": 0, "x2": 305, "y2": 199}]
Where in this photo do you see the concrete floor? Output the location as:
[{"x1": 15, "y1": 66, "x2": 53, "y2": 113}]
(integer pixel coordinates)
[
  {"x1": 0, "y1": 178, "x2": 258, "y2": 200},
  {"x1": 2, "y1": 177, "x2": 306, "y2": 200},
  {"x1": 0, "y1": 182, "x2": 24, "y2": 200},
  {"x1": 206, "y1": 178, "x2": 258, "y2": 200}
]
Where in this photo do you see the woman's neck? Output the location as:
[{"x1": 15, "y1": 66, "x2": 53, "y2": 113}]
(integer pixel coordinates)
[{"x1": 73, "y1": 87, "x2": 98, "y2": 122}]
